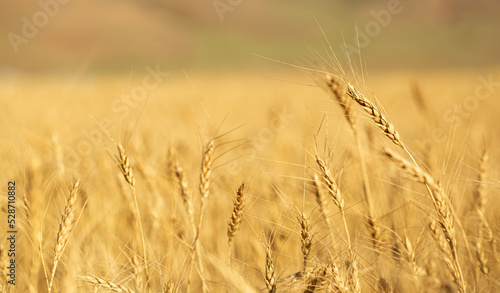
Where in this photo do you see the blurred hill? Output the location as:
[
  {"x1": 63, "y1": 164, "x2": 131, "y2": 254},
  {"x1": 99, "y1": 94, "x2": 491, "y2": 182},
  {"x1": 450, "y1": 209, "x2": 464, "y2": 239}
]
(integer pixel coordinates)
[{"x1": 1, "y1": 0, "x2": 500, "y2": 72}]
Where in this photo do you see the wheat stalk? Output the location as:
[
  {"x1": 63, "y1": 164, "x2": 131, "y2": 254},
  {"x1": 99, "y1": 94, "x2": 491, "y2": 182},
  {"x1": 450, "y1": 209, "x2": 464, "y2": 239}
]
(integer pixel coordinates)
[
  {"x1": 174, "y1": 160, "x2": 195, "y2": 226},
  {"x1": 325, "y1": 75, "x2": 357, "y2": 129},
  {"x1": 324, "y1": 76, "x2": 381, "y2": 251},
  {"x1": 347, "y1": 260, "x2": 361, "y2": 293},
  {"x1": 300, "y1": 212, "x2": 313, "y2": 270},
  {"x1": 188, "y1": 139, "x2": 214, "y2": 293},
  {"x1": 315, "y1": 156, "x2": 344, "y2": 211},
  {"x1": 315, "y1": 154, "x2": 352, "y2": 257},
  {"x1": 402, "y1": 236, "x2": 425, "y2": 277},
  {"x1": 384, "y1": 148, "x2": 465, "y2": 292},
  {"x1": 429, "y1": 220, "x2": 463, "y2": 287},
  {"x1": 81, "y1": 276, "x2": 135, "y2": 293},
  {"x1": 164, "y1": 280, "x2": 174, "y2": 293},
  {"x1": 48, "y1": 180, "x2": 79, "y2": 293},
  {"x1": 346, "y1": 84, "x2": 403, "y2": 147},
  {"x1": 200, "y1": 140, "x2": 214, "y2": 201},
  {"x1": 131, "y1": 253, "x2": 144, "y2": 291},
  {"x1": 227, "y1": 183, "x2": 245, "y2": 247},
  {"x1": 117, "y1": 144, "x2": 135, "y2": 190},
  {"x1": 312, "y1": 174, "x2": 330, "y2": 227},
  {"x1": 474, "y1": 150, "x2": 493, "y2": 274},
  {"x1": 265, "y1": 247, "x2": 277, "y2": 293}
]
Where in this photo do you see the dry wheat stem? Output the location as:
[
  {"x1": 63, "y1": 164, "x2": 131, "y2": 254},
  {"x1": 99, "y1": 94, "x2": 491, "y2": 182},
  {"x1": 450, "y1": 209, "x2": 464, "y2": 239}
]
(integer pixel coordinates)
[
  {"x1": 190, "y1": 140, "x2": 214, "y2": 293},
  {"x1": 345, "y1": 81, "x2": 472, "y2": 253},
  {"x1": 474, "y1": 150, "x2": 493, "y2": 274},
  {"x1": 116, "y1": 144, "x2": 149, "y2": 281},
  {"x1": 354, "y1": 128, "x2": 381, "y2": 249},
  {"x1": 81, "y1": 276, "x2": 135, "y2": 293},
  {"x1": 384, "y1": 149, "x2": 466, "y2": 292},
  {"x1": 48, "y1": 180, "x2": 79, "y2": 293},
  {"x1": 326, "y1": 76, "x2": 381, "y2": 251},
  {"x1": 315, "y1": 155, "x2": 352, "y2": 257},
  {"x1": 347, "y1": 78, "x2": 472, "y2": 262}
]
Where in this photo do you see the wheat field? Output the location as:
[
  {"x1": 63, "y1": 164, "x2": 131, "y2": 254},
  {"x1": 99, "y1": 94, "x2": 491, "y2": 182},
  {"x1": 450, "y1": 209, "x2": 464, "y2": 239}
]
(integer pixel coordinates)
[{"x1": 1, "y1": 65, "x2": 500, "y2": 293}]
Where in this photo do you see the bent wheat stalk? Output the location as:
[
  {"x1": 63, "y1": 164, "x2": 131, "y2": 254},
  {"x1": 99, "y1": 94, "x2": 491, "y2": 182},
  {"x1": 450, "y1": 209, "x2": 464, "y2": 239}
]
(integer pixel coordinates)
[
  {"x1": 325, "y1": 76, "x2": 380, "y2": 249},
  {"x1": 345, "y1": 80, "x2": 472, "y2": 264},
  {"x1": 384, "y1": 148, "x2": 466, "y2": 292}
]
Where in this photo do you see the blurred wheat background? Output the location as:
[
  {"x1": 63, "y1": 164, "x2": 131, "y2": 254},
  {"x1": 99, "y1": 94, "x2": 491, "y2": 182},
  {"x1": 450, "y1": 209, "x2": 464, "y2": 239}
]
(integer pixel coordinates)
[{"x1": 1, "y1": 1, "x2": 500, "y2": 292}]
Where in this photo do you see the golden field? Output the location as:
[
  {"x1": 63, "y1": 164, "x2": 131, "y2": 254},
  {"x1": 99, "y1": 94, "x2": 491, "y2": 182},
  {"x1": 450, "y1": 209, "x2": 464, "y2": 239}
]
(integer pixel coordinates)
[{"x1": 1, "y1": 66, "x2": 500, "y2": 293}]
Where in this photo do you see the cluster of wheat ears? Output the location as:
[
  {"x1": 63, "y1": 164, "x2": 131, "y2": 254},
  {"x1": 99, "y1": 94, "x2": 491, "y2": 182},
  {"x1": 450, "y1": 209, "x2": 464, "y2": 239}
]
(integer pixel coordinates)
[{"x1": 1, "y1": 68, "x2": 498, "y2": 293}]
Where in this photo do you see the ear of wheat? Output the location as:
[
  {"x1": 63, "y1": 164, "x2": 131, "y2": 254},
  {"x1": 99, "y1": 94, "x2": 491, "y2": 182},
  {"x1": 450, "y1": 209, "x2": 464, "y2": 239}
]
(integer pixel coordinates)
[
  {"x1": 346, "y1": 84, "x2": 403, "y2": 147},
  {"x1": 200, "y1": 140, "x2": 214, "y2": 201},
  {"x1": 265, "y1": 247, "x2": 277, "y2": 293},
  {"x1": 227, "y1": 183, "x2": 245, "y2": 247},
  {"x1": 315, "y1": 156, "x2": 344, "y2": 211},
  {"x1": 300, "y1": 212, "x2": 313, "y2": 270},
  {"x1": 315, "y1": 154, "x2": 352, "y2": 256},
  {"x1": 115, "y1": 143, "x2": 149, "y2": 282},
  {"x1": 48, "y1": 180, "x2": 79, "y2": 293},
  {"x1": 81, "y1": 275, "x2": 135, "y2": 293},
  {"x1": 324, "y1": 75, "x2": 381, "y2": 251},
  {"x1": 384, "y1": 148, "x2": 465, "y2": 292},
  {"x1": 474, "y1": 150, "x2": 493, "y2": 274},
  {"x1": 325, "y1": 75, "x2": 357, "y2": 129},
  {"x1": 175, "y1": 160, "x2": 195, "y2": 226},
  {"x1": 117, "y1": 144, "x2": 135, "y2": 190}
]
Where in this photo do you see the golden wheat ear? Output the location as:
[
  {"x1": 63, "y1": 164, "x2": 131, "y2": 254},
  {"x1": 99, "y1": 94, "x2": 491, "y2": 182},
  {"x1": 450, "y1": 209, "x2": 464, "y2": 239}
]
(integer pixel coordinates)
[
  {"x1": 384, "y1": 148, "x2": 466, "y2": 292},
  {"x1": 265, "y1": 246, "x2": 277, "y2": 293},
  {"x1": 117, "y1": 144, "x2": 135, "y2": 190},
  {"x1": 299, "y1": 212, "x2": 313, "y2": 270},
  {"x1": 48, "y1": 180, "x2": 79, "y2": 293},
  {"x1": 227, "y1": 183, "x2": 245, "y2": 247},
  {"x1": 80, "y1": 276, "x2": 135, "y2": 293},
  {"x1": 346, "y1": 83, "x2": 403, "y2": 147}
]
